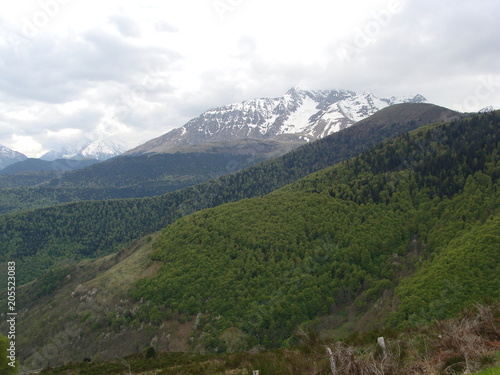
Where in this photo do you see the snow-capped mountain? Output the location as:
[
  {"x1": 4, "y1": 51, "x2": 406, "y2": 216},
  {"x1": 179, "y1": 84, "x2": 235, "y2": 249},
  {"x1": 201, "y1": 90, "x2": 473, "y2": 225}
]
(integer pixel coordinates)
[
  {"x1": 126, "y1": 88, "x2": 427, "y2": 155},
  {"x1": 479, "y1": 106, "x2": 500, "y2": 113},
  {"x1": 79, "y1": 140, "x2": 127, "y2": 160},
  {"x1": 41, "y1": 140, "x2": 127, "y2": 161},
  {"x1": 0, "y1": 144, "x2": 28, "y2": 170}
]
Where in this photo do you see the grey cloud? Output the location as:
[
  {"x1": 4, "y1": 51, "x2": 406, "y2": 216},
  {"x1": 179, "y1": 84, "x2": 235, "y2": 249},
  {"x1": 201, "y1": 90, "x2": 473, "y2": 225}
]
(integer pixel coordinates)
[
  {"x1": 73, "y1": 30, "x2": 180, "y2": 85},
  {"x1": 1, "y1": 0, "x2": 499, "y2": 154},
  {"x1": 0, "y1": 38, "x2": 89, "y2": 103},
  {"x1": 390, "y1": 0, "x2": 500, "y2": 68},
  {"x1": 295, "y1": 0, "x2": 500, "y2": 108},
  {"x1": 0, "y1": 102, "x2": 103, "y2": 139},
  {"x1": 0, "y1": 27, "x2": 181, "y2": 104}
]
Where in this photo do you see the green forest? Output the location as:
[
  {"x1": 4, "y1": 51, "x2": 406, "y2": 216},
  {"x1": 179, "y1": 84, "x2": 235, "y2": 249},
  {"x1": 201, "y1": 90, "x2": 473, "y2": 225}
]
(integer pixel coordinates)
[
  {"x1": 129, "y1": 111, "x2": 499, "y2": 351},
  {"x1": 0, "y1": 153, "x2": 258, "y2": 215},
  {"x1": 0, "y1": 103, "x2": 450, "y2": 284},
  {"x1": 0, "y1": 108, "x2": 498, "y2": 374}
]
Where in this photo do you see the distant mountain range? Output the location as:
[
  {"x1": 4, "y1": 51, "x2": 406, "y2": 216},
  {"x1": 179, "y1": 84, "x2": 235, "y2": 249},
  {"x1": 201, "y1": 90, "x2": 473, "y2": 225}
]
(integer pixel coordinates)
[
  {"x1": 0, "y1": 140, "x2": 126, "y2": 173},
  {"x1": 5, "y1": 107, "x2": 497, "y2": 371},
  {"x1": 0, "y1": 89, "x2": 426, "y2": 175},
  {"x1": 41, "y1": 140, "x2": 127, "y2": 161},
  {"x1": 0, "y1": 103, "x2": 460, "y2": 215},
  {"x1": 126, "y1": 88, "x2": 427, "y2": 155}
]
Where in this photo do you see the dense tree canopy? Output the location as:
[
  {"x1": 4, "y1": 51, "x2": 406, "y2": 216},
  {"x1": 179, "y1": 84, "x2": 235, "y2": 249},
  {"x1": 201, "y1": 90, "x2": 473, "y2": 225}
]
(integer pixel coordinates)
[
  {"x1": 130, "y1": 112, "x2": 499, "y2": 351},
  {"x1": 0, "y1": 106, "x2": 441, "y2": 283}
]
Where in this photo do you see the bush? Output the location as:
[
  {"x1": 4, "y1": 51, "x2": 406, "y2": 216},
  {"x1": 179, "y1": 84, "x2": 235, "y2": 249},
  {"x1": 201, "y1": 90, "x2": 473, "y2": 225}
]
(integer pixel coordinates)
[{"x1": 145, "y1": 347, "x2": 156, "y2": 359}]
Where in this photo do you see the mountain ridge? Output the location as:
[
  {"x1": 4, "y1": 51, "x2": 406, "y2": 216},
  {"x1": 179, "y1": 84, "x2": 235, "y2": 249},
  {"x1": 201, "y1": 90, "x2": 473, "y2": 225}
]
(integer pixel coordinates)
[
  {"x1": 41, "y1": 140, "x2": 127, "y2": 161},
  {"x1": 126, "y1": 88, "x2": 427, "y2": 155},
  {"x1": 5, "y1": 109, "x2": 497, "y2": 370},
  {"x1": 0, "y1": 158, "x2": 99, "y2": 175},
  {"x1": 0, "y1": 144, "x2": 28, "y2": 170},
  {"x1": 130, "y1": 110, "x2": 498, "y2": 352},
  {"x1": 0, "y1": 103, "x2": 461, "y2": 284}
]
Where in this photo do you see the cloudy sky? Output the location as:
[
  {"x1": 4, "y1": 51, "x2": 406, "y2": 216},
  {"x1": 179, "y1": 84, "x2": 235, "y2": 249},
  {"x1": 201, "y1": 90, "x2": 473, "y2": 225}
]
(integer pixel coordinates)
[{"x1": 0, "y1": 0, "x2": 499, "y2": 156}]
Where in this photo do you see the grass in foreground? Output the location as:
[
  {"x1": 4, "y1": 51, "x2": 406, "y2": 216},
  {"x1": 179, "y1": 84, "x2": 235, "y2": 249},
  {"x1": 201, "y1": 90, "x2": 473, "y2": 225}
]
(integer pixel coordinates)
[{"x1": 36, "y1": 303, "x2": 500, "y2": 375}]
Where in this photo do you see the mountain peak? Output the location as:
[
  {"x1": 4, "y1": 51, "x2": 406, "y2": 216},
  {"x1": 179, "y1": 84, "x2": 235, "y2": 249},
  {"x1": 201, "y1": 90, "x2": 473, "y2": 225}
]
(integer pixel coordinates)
[
  {"x1": 0, "y1": 144, "x2": 28, "y2": 170},
  {"x1": 411, "y1": 94, "x2": 427, "y2": 102},
  {"x1": 42, "y1": 140, "x2": 127, "y2": 161},
  {"x1": 286, "y1": 86, "x2": 302, "y2": 95},
  {"x1": 81, "y1": 140, "x2": 127, "y2": 160},
  {"x1": 126, "y1": 88, "x2": 427, "y2": 155},
  {"x1": 479, "y1": 105, "x2": 500, "y2": 113}
]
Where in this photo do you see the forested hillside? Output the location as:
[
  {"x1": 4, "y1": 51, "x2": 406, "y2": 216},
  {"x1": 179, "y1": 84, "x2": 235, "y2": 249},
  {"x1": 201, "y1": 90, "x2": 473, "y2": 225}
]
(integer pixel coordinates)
[
  {"x1": 0, "y1": 103, "x2": 454, "y2": 283},
  {"x1": 1, "y1": 109, "x2": 496, "y2": 372},
  {"x1": 0, "y1": 171, "x2": 62, "y2": 188},
  {"x1": 0, "y1": 158, "x2": 98, "y2": 174},
  {"x1": 130, "y1": 111, "x2": 499, "y2": 351},
  {"x1": 0, "y1": 153, "x2": 258, "y2": 214},
  {"x1": 0, "y1": 139, "x2": 302, "y2": 214}
]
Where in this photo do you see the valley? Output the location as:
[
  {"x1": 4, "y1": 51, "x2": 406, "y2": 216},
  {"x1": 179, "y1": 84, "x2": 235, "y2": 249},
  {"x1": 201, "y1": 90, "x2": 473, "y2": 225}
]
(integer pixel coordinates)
[{"x1": 0, "y1": 100, "x2": 498, "y2": 374}]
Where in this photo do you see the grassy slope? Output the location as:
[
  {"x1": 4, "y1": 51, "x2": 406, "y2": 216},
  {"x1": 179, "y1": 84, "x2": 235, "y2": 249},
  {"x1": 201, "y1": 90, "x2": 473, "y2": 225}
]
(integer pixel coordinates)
[
  {"x1": 36, "y1": 304, "x2": 500, "y2": 375},
  {"x1": 4, "y1": 233, "x2": 197, "y2": 371}
]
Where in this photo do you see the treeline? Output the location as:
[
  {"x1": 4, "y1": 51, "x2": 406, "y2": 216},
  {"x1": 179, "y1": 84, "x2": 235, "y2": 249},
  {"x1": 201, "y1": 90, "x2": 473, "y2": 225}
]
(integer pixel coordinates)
[
  {"x1": 129, "y1": 111, "x2": 499, "y2": 351},
  {"x1": 0, "y1": 104, "x2": 448, "y2": 283}
]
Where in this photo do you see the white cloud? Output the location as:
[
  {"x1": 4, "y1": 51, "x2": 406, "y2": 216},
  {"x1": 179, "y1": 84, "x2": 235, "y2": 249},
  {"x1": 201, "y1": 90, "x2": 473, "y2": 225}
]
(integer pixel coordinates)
[
  {"x1": 0, "y1": 0, "x2": 499, "y2": 155},
  {"x1": 9, "y1": 134, "x2": 43, "y2": 157},
  {"x1": 45, "y1": 127, "x2": 83, "y2": 138}
]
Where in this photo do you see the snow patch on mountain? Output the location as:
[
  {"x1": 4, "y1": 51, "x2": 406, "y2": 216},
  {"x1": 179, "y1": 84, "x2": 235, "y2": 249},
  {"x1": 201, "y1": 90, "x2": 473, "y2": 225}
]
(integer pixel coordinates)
[
  {"x1": 80, "y1": 140, "x2": 127, "y2": 160},
  {"x1": 281, "y1": 94, "x2": 322, "y2": 134},
  {"x1": 479, "y1": 105, "x2": 500, "y2": 113},
  {"x1": 0, "y1": 145, "x2": 28, "y2": 170},
  {"x1": 42, "y1": 140, "x2": 127, "y2": 161},
  {"x1": 126, "y1": 88, "x2": 427, "y2": 155}
]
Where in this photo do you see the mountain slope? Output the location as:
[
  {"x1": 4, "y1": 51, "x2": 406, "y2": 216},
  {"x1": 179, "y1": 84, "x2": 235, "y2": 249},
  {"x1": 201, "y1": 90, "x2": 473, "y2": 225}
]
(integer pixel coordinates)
[
  {"x1": 130, "y1": 110, "x2": 498, "y2": 351},
  {"x1": 0, "y1": 103, "x2": 460, "y2": 284},
  {"x1": 0, "y1": 139, "x2": 302, "y2": 215},
  {"x1": 0, "y1": 152, "x2": 267, "y2": 215},
  {"x1": 7, "y1": 110, "x2": 498, "y2": 369},
  {"x1": 126, "y1": 88, "x2": 427, "y2": 155},
  {"x1": 0, "y1": 144, "x2": 27, "y2": 170},
  {"x1": 0, "y1": 158, "x2": 99, "y2": 174},
  {"x1": 0, "y1": 171, "x2": 61, "y2": 189}
]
